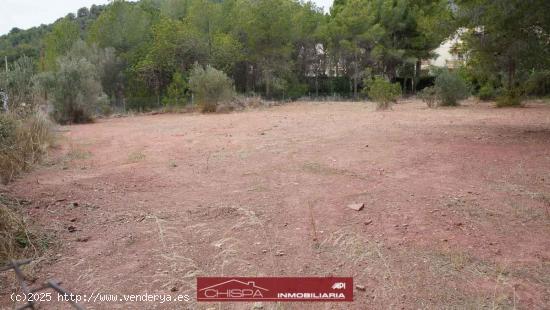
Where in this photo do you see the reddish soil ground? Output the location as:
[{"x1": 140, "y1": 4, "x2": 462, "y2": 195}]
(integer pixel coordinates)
[{"x1": 1, "y1": 99, "x2": 550, "y2": 309}]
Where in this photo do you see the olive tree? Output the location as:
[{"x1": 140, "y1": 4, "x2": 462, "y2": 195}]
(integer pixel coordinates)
[{"x1": 189, "y1": 64, "x2": 234, "y2": 112}]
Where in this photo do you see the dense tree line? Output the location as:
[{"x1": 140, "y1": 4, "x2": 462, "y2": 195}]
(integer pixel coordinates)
[
  {"x1": 0, "y1": 0, "x2": 453, "y2": 111},
  {"x1": 454, "y1": 0, "x2": 550, "y2": 105},
  {"x1": 0, "y1": 0, "x2": 548, "y2": 117}
]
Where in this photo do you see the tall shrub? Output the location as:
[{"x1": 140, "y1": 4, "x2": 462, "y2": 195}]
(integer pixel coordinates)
[
  {"x1": 434, "y1": 70, "x2": 470, "y2": 106},
  {"x1": 163, "y1": 72, "x2": 188, "y2": 106},
  {"x1": 189, "y1": 64, "x2": 234, "y2": 113},
  {"x1": 50, "y1": 57, "x2": 104, "y2": 124},
  {"x1": 364, "y1": 77, "x2": 402, "y2": 110},
  {"x1": 0, "y1": 56, "x2": 37, "y2": 115}
]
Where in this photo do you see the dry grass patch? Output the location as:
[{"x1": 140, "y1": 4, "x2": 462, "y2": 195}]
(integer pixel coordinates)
[
  {"x1": 317, "y1": 228, "x2": 520, "y2": 308},
  {"x1": 0, "y1": 194, "x2": 51, "y2": 265},
  {"x1": 127, "y1": 150, "x2": 146, "y2": 163},
  {"x1": 66, "y1": 146, "x2": 92, "y2": 160},
  {"x1": 0, "y1": 113, "x2": 55, "y2": 184},
  {"x1": 302, "y1": 161, "x2": 368, "y2": 180}
]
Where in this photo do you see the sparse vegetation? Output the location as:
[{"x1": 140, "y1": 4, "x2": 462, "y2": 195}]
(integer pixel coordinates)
[
  {"x1": 496, "y1": 88, "x2": 523, "y2": 107},
  {"x1": 0, "y1": 112, "x2": 54, "y2": 184},
  {"x1": 127, "y1": 150, "x2": 146, "y2": 163},
  {"x1": 478, "y1": 83, "x2": 496, "y2": 101},
  {"x1": 0, "y1": 0, "x2": 549, "y2": 308},
  {"x1": 418, "y1": 86, "x2": 438, "y2": 108},
  {"x1": 0, "y1": 194, "x2": 50, "y2": 265}
]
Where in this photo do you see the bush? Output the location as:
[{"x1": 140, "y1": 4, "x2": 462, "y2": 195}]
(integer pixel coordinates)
[
  {"x1": 50, "y1": 57, "x2": 104, "y2": 124},
  {"x1": 478, "y1": 84, "x2": 496, "y2": 101},
  {"x1": 0, "y1": 113, "x2": 54, "y2": 184},
  {"x1": 524, "y1": 70, "x2": 550, "y2": 97},
  {"x1": 418, "y1": 86, "x2": 438, "y2": 108},
  {"x1": 96, "y1": 94, "x2": 113, "y2": 116},
  {"x1": 365, "y1": 77, "x2": 402, "y2": 110},
  {"x1": 496, "y1": 88, "x2": 523, "y2": 107},
  {"x1": 285, "y1": 82, "x2": 308, "y2": 100},
  {"x1": 0, "y1": 56, "x2": 37, "y2": 115},
  {"x1": 0, "y1": 114, "x2": 22, "y2": 183},
  {"x1": 434, "y1": 70, "x2": 470, "y2": 106},
  {"x1": 163, "y1": 72, "x2": 188, "y2": 106},
  {"x1": 189, "y1": 64, "x2": 234, "y2": 113}
]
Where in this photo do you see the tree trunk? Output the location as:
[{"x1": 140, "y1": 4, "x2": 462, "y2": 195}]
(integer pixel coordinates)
[
  {"x1": 414, "y1": 60, "x2": 421, "y2": 93},
  {"x1": 353, "y1": 50, "x2": 358, "y2": 99},
  {"x1": 265, "y1": 71, "x2": 271, "y2": 98},
  {"x1": 508, "y1": 59, "x2": 516, "y2": 90},
  {"x1": 315, "y1": 75, "x2": 319, "y2": 98}
]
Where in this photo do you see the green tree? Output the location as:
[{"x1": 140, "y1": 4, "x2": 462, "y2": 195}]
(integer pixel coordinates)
[
  {"x1": 0, "y1": 56, "x2": 37, "y2": 113},
  {"x1": 328, "y1": 0, "x2": 452, "y2": 97},
  {"x1": 235, "y1": 0, "x2": 295, "y2": 97},
  {"x1": 189, "y1": 64, "x2": 234, "y2": 112},
  {"x1": 456, "y1": 0, "x2": 550, "y2": 104},
  {"x1": 43, "y1": 18, "x2": 80, "y2": 70},
  {"x1": 160, "y1": 0, "x2": 190, "y2": 20},
  {"x1": 66, "y1": 40, "x2": 124, "y2": 105},
  {"x1": 134, "y1": 17, "x2": 209, "y2": 105},
  {"x1": 163, "y1": 71, "x2": 188, "y2": 106},
  {"x1": 291, "y1": 1, "x2": 326, "y2": 97},
  {"x1": 364, "y1": 76, "x2": 402, "y2": 109},
  {"x1": 434, "y1": 69, "x2": 470, "y2": 106},
  {"x1": 176, "y1": 0, "x2": 243, "y2": 81},
  {"x1": 88, "y1": 0, "x2": 154, "y2": 59},
  {"x1": 49, "y1": 56, "x2": 104, "y2": 124}
]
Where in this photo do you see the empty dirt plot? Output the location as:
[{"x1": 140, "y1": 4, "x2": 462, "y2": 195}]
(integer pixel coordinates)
[{"x1": 2, "y1": 100, "x2": 550, "y2": 309}]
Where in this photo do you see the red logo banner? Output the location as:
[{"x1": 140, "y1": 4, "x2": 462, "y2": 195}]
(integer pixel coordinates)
[{"x1": 197, "y1": 277, "x2": 353, "y2": 302}]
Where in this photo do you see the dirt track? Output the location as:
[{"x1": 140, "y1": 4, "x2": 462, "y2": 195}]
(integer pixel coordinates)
[{"x1": 2, "y1": 100, "x2": 550, "y2": 309}]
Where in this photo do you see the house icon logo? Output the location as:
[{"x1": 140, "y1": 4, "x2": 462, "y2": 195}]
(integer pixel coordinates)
[{"x1": 199, "y1": 279, "x2": 269, "y2": 300}]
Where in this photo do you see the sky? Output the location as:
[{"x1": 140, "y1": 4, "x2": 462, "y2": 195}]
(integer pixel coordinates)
[{"x1": 0, "y1": 0, "x2": 334, "y2": 36}]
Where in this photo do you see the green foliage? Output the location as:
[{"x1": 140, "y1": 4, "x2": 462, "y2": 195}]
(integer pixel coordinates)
[
  {"x1": 50, "y1": 56, "x2": 104, "y2": 124},
  {"x1": 43, "y1": 18, "x2": 80, "y2": 71},
  {"x1": 285, "y1": 82, "x2": 309, "y2": 100},
  {"x1": 328, "y1": 0, "x2": 452, "y2": 97},
  {"x1": 0, "y1": 26, "x2": 51, "y2": 64},
  {"x1": 478, "y1": 84, "x2": 496, "y2": 101},
  {"x1": 236, "y1": 0, "x2": 297, "y2": 97},
  {"x1": 0, "y1": 5, "x2": 104, "y2": 65},
  {"x1": 88, "y1": 0, "x2": 154, "y2": 59},
  {"x1": 163, "y1": 72, "x2": 188, "y2": 106},
  {"x1": 434, "y1": 70, "x2": 469, "y2": 106},
  {"x1": 0, "y1": 0, "x2": 460, "y2": 105},
  {"x1": 456, "y1": 0, "x2": 550, "y2": 103},
  {"x1": 0, "y1": 56, "x2": 37, "y2": 114},
  {"x1": 211, "y1": 33, "x2": 243, "y2": 73},
  {"x1": 524, "y1": 70, "x2": 550, "y2": 97},
  {"x1": 496, "y1": 88, "x2": 523, "y2": 108},
  {"x1": 67, "y1": 40, "x2": 124, "y2": 103},
  {"x1": 188, "y1": 64, "x2": 234, "y2": 112},
  {"x1": 365, "y1": 77, "x2": 402, "y2": 110},
  {"x1": 160, "y1": 0, "x2": 190, "y2": 20}
]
